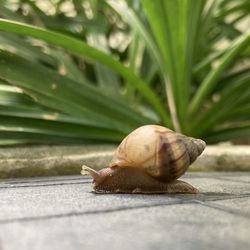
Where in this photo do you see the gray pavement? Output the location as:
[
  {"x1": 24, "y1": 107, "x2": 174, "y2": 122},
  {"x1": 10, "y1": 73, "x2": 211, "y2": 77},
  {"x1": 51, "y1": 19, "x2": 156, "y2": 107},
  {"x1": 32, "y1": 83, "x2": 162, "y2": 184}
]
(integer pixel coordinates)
[{"x1": 0, "y1": 172, "x2": 249, "y2": 250}]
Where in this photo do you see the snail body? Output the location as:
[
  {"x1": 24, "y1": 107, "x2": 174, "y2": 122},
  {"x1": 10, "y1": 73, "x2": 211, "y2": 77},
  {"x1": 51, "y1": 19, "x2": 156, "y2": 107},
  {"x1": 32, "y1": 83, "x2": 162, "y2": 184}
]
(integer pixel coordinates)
[{"x1": 81, "y1": 125, "x2": 206, "y2": 194}]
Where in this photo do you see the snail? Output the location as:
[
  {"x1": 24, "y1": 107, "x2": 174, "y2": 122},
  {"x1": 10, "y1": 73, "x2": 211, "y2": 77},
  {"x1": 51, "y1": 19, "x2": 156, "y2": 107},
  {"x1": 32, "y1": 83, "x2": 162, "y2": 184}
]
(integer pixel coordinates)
[{"x1": 81, "y1": 125, "x2": 206, "y2": 194}]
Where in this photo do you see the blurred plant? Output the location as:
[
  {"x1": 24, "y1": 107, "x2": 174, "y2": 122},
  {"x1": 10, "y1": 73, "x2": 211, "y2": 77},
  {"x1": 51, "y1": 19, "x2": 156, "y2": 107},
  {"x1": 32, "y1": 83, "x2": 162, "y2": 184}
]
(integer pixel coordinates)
[{"x1": 0, "y1": 0, "x2": 249, "y2": 145}]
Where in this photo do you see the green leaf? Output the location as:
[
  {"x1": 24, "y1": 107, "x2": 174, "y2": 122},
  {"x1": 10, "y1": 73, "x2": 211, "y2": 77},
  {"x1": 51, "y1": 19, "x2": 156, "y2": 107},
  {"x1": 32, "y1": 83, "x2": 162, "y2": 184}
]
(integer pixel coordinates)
[
  {"x1": 205, "y1": 125, "x2": 250, "y2": 143},
  {"x1": 224, "y1": 105, "x2": 250, "y2": 121},
  {"x1": 87, "y1": 30, "x2": 120, "y2": 94},
  {"x1": 0, "y1": 33, "x2": 57, "y2": 66},
  {"x1": 0, "y1": 83, "x2": 36, "y2": 107},
  {"x1": 189, "y1": 30, "x2": 250, "y2": 116},
  {"x1": 189, "y1": 71, "x2": 250, "y2": 136},
  {"x1": 0, "y1": 18, "x2": 170, "y2": 125},
  {"x1": 0, "y1": 115, "x2": 124, "y2": 142},
  {"x1": 107, "y1": 0, "x2": 162, "y2": 69},
  {"x1": 141, "y1": 0, "x2": 205, "y2": 132},
  {"x1": 48, "y1": 50, "x2": 89, "y2": 85},
  {"x1": 107, "y1": 0, "x2": 160, "y2": 101},
  {"x1": 0, "y1": 51, "x2": 152, "y2": 132},
  {"x1": 0, "y1": 131, "x2": 113, "y2": 145},
  {"x1": 0, "y1": 105, "x2": 113, "y2": 129}
]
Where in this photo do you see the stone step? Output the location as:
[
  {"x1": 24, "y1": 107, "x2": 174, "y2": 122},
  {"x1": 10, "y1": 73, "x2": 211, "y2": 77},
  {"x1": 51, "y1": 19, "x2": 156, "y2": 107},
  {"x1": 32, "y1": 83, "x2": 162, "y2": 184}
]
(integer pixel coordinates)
[{"x1": 0, "y1": 145, "x2": 249, "y2": 178}]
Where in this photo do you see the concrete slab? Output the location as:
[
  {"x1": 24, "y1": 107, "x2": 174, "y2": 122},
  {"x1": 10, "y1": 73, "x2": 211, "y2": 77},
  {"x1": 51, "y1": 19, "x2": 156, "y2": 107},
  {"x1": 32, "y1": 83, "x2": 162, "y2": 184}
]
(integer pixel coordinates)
[
  {"x1": 192, "y1": 145, "x2": 250, "y2": 171},
  {"x1": 1, "y1": 204, "x2": 249, "y2": 250},
  {"x1": 0, "y1": 172, "x2": 249, "y2": 250}
]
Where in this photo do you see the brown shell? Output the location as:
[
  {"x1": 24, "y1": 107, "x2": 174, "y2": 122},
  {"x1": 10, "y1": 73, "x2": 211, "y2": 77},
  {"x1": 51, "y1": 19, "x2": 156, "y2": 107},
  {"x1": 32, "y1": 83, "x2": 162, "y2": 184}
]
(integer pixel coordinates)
[{"x1": 109, "y1": 125, "x2": 205, "y2": 182}]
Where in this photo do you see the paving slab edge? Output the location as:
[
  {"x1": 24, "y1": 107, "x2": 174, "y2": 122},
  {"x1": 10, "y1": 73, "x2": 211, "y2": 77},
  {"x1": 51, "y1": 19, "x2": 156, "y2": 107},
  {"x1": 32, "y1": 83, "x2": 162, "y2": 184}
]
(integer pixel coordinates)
[{"x1": 0, "y1": 145, "x2": 249, "y2": 178}]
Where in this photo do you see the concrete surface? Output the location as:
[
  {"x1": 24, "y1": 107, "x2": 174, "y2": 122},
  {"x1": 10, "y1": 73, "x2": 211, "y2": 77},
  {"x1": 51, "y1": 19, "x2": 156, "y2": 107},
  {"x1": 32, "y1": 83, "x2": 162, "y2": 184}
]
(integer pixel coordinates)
[
  {"x1": 0, "y1": 172, "x2": 249, "y2": 250},
  {"x1": 0, "y1": 145, "x2": 250, "y2": 178},
  {"x1": 0, "y1": 145, "x2": 115, "y2": 178}
]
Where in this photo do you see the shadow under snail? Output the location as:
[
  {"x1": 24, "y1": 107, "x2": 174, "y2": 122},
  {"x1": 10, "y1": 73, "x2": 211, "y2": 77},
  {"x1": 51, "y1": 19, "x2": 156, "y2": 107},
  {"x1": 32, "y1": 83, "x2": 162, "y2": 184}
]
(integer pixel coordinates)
[{"x1": 81, "y1": 125, "x2": 206, "y2": 194}]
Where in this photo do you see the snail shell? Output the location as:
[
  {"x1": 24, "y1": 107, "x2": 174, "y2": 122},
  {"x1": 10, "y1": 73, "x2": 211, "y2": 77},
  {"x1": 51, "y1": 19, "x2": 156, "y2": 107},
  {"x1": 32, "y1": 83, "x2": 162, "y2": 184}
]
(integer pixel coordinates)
[
  {"x1": 110, "y1": 125, "x2": 205, "y2": 182},
  {"x1": 81, "y1": 125, "x2": 206, "y2": 194}
]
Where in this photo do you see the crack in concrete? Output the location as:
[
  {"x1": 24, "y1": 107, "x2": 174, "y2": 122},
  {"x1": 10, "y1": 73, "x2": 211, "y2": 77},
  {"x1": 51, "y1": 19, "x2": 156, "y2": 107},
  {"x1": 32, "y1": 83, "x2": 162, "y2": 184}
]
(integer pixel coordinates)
[
  {"x1": 0, "y1": 194, "x2": 249, "y2": 225},
  {"x1": 0, "y1": 176, "x2": 91, "y2": 188},
  {"x1": 212, "y1": 177, "x2": 250, "y2": 184},
  {"x1": 0, "y1": 176, "x2": 84, "y2": 185},
  {"x1": 196, "y1": 201, "x2": 250, "y2": 219},
  {"x1": 0, "y1": 200, "x2": 200, "y2": 225},
  {"x1": 0, "y1": 180, "x2": 90, "y2": 189}
]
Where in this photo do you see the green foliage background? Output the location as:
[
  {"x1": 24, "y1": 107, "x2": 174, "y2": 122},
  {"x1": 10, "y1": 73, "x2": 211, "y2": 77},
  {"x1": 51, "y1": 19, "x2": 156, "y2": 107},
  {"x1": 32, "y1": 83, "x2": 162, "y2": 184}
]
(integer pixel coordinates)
[{"x1": 0, "y1": 0, "x2": 249, "y2": 145}]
